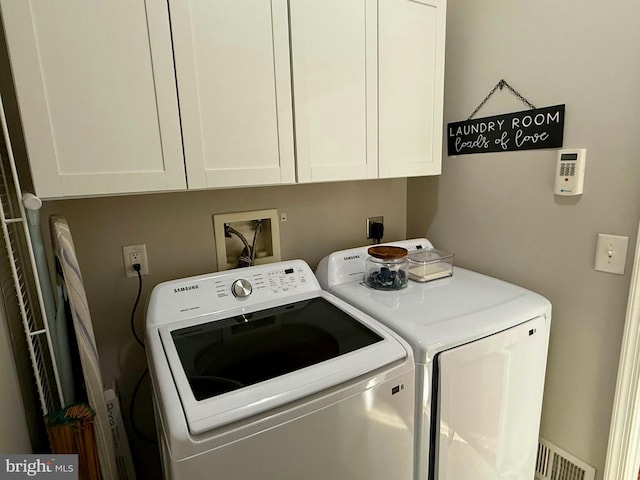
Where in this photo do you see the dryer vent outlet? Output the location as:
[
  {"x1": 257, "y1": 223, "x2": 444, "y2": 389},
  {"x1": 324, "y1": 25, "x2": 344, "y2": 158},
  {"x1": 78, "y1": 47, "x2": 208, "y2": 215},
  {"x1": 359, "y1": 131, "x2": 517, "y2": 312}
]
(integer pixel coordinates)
[{"x1": 535, "y1": 438, "x2": 595, "y2": 480}]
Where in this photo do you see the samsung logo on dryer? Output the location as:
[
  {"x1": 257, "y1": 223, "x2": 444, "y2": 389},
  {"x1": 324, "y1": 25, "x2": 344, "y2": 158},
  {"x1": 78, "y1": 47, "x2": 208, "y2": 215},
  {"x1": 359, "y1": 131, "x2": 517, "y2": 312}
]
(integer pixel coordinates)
[
  {"x1": 343, "y1": 255, "x2": 361, "y2": 261},
  {"x1": 174, "y1": 284, "x2": 199, "y2": 293}
]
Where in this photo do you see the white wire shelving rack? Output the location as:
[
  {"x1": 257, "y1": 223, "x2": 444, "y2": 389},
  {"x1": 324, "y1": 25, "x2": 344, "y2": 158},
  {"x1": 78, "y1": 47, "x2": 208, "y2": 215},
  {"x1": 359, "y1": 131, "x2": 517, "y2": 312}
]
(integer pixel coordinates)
[{"x1": 0, "y1": 90, "x2": 64, "y2": 416}]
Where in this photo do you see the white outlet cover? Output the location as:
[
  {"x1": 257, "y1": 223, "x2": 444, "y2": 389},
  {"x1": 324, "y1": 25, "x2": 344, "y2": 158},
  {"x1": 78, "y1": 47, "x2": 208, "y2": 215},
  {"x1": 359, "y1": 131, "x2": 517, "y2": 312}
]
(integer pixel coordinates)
[
  {"x1": 594, "y1": 233, "x2": 629, "y2": 275},
  {"x1": 122, "y1": 244, "x2": 149, "y2": 277}
]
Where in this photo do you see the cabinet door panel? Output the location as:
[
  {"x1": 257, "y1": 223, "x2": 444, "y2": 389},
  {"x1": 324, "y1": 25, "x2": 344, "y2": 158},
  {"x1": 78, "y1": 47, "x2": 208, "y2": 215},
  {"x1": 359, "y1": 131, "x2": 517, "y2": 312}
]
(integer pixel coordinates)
[
  {"x1": 171, "y1": 0, "x2": 294, "y2": 189},
  {"x1": 291, "y1": 0, "x2": 377, "y2": 183},
  {"x1": 379, "y1": 0, "x2": 446, "y2": 177},
  {"x1": 1, "y1": 0, "x2": 185, "y2": 198}
]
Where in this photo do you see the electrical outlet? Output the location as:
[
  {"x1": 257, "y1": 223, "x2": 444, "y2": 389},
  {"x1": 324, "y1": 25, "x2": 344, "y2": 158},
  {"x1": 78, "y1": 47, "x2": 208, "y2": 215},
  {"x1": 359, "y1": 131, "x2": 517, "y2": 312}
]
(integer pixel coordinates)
[
  {"x1": 122, "y1": 244, "x2": 149, "y2": 277},
  {"x1": 366, "y1": 216, "x2": 384, "y2": 239}
]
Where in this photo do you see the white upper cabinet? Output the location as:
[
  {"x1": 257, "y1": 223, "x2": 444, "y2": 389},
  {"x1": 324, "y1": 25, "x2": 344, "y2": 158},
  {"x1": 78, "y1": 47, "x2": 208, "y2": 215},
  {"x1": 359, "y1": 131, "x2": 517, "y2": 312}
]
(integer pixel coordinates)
[
  {"x1": 1, "y1": 0, "x2": 185, "y2": 198},
  {"x1": 290, "y1": 0, "x2": 377, "y2": 183},
  {"x1": 379, "y1": 0, "x2": 446, "y2": 178},
  {"x1": 1, "y1": 0, "x2": 446, "y2": 198},
  {"x1": 169, "y1": 0, "x2": 295, "y2": 189},
  {"x1": 291, "y1": 0, "x2": 446, "y2": 183}
]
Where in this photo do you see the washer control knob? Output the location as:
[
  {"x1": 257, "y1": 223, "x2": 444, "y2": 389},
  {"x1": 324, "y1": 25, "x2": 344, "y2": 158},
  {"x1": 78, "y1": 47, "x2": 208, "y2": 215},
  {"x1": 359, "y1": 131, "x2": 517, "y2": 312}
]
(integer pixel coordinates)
[{"x1": 231, "y1": 279, "x2": 252, "y2": 298}]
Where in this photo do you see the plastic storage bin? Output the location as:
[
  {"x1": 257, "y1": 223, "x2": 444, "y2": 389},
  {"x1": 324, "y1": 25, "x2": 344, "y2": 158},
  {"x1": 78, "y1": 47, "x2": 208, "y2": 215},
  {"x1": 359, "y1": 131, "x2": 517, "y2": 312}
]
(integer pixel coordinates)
[{"x1": 407, "y1": 249, "x2": 454, "y2": 283}]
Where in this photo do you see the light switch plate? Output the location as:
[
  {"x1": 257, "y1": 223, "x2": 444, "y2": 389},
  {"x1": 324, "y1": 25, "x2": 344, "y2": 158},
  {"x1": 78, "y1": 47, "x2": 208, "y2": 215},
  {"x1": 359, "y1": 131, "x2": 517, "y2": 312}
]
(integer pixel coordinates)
[{"x1": 594, "y1": 233, "x2": 629, "y2": 275}]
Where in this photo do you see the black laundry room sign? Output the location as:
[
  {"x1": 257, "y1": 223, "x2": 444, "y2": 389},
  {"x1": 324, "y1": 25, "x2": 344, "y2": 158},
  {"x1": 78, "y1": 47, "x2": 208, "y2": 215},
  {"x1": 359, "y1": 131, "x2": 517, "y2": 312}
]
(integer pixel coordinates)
[{"x1": 447, "y1": 104, "x2": 565, "y2": 155}]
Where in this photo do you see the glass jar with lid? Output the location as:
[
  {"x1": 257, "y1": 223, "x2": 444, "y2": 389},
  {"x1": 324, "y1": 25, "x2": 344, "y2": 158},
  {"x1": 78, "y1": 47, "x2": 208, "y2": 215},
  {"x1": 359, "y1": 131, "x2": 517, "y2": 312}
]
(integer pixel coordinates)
[{"x1": 365, "y1": 246, "x2": 409, "y2": 290}]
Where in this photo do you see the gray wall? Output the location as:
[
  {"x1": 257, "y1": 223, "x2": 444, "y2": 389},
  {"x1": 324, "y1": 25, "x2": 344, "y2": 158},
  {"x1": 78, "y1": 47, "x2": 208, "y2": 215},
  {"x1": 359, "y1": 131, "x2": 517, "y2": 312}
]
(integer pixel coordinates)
[
  {"x1": 0, "y1": 303, "x2": 31, "y2": 453},
  {"x1": 31, "y1": 180, "x2": 405, "y2": 471},
  {"x1": 408, "y1": 1, "x2": 640, "y2": 478},
  {"x1": 36, "y1": 180, "x2": 406, "y2": 455}
]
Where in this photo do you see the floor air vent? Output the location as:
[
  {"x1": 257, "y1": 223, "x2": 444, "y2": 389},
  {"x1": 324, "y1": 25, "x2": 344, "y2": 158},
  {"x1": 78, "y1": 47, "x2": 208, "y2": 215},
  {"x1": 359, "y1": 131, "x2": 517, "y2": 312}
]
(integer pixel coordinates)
[{"x1": 535, "y1": 438, "x2": 595, "y2": 480}]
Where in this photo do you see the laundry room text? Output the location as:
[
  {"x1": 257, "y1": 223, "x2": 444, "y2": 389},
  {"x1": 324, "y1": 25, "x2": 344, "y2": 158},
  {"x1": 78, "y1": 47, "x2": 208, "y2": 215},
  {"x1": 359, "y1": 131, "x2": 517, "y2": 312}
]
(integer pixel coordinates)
[{"x1": 447, "y1": 104, "x2": 565, "y2": 155}]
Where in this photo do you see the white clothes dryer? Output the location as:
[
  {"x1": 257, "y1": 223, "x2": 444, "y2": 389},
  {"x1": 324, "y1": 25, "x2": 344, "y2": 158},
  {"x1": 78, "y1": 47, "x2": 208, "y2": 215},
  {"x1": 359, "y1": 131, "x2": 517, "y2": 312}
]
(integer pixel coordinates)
[
  {"x1": 146, "y1": 260, "x2": 415, "y2": 480},
  {"x1": 316, "y1": 239, "x2": 551, "y2": 480}
]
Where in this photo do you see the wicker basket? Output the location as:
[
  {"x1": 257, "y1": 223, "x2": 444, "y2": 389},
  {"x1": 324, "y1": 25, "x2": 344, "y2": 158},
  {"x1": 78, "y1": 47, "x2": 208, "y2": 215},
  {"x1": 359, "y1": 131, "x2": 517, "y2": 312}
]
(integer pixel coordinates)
[{"x1": 45, "y1": 403, "x2": 102, "y2": 480}]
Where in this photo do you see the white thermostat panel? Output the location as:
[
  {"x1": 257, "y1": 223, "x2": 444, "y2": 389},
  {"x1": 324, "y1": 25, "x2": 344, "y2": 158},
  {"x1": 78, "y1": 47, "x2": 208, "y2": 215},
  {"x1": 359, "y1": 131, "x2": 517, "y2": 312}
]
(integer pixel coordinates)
[{"x1": 554, "y1": 148, "x2": 586, "y2": 196}]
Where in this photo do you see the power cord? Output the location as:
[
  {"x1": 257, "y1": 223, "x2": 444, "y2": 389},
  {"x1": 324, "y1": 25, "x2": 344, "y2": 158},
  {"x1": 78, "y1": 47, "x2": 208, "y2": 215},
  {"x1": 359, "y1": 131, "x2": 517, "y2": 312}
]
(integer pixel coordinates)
[
  {"x1": 130, "y1": 368, "x2": 155, "y2": 444},
  {"x1": 129, "y1": 262, "x2": 157, "y2": 445},
  {"x1": 370, "y1": 221, "x2": 384, "y2": 244},
  {"x1": 130, "y1": 264, "x2": 144, "y2": 348}
]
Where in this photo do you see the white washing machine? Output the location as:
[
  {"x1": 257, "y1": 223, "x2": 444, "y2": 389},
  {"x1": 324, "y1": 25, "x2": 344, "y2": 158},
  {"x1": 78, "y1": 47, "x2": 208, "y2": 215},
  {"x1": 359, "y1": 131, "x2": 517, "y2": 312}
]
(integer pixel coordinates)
[
  {"x1": 145, "y1": 260, "x2": 415, "y2": 480},
  {"x1": 316, "y1": 239, "x2": 551, "y2": 480}
]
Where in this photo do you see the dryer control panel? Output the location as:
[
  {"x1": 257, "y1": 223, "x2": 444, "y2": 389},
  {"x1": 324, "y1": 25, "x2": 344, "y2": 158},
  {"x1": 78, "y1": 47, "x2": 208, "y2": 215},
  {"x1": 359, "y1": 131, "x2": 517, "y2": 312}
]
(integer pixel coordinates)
[{"x1": 315, "y1": 238, "x2": 433, "y2": 290}]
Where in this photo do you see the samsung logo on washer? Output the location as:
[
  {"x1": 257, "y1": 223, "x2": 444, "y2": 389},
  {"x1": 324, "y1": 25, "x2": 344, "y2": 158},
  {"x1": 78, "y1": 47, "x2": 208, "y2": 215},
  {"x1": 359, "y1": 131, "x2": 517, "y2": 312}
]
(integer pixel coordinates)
[
  {"x1": 343, "y1": 255, "x2": 361, "y2": 261},
  {"x1": 174, "y1": 285, "x2": 199, "y2": 293}
]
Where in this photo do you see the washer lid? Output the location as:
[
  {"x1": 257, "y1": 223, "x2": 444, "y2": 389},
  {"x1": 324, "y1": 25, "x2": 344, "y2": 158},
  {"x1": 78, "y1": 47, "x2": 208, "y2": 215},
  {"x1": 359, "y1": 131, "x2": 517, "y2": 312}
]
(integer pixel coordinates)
[
  {"x1": 330, "y1": 267, "x2": 551, "y2": 363},
  {"x1": 159, "y1": 291, "x2": 409, "y2": 434}
]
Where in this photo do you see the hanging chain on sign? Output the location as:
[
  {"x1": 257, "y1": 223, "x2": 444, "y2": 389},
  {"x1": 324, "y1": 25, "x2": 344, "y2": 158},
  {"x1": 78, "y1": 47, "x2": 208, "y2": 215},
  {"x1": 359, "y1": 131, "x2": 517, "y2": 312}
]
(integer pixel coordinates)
[{"x1": 467, "y1": 79, "x2": 537, "y2": 120}]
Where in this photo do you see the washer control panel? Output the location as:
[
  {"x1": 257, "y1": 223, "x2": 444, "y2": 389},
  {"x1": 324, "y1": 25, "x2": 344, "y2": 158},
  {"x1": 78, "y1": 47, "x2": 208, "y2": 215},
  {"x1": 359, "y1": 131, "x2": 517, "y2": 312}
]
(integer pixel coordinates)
[
  {"x1": 231, "y1": 278, "x2": 253, "y2": 298},
  {"x1": 267, "y1": 266, "x2": 310, "y2": 293},
  {"x1": 219, "y1": 265, "x2": 310, "y2": 299},
  {"x1": 147, "y1": 260, "x2": 319, "y2": 325}
]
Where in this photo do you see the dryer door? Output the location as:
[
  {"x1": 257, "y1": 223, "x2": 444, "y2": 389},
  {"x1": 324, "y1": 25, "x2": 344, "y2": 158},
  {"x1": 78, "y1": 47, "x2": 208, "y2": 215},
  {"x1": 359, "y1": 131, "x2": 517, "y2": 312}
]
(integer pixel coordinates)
[{"x1": 433, "y1": 316, "x2": 549, "y2": 480}]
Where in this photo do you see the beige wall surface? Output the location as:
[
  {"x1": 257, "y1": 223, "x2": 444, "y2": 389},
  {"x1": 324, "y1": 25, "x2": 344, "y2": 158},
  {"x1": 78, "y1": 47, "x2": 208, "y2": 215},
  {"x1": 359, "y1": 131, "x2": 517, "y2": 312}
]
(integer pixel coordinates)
[
  {"x1": 408, "y1": 1, "x2": 640, "y2": 478},
  {"x1": 37, "y1": 179, "x2": 406, "y2": 445},
  {"x1": 0, "y1": 302, "x2": 31, "y2": 453}
]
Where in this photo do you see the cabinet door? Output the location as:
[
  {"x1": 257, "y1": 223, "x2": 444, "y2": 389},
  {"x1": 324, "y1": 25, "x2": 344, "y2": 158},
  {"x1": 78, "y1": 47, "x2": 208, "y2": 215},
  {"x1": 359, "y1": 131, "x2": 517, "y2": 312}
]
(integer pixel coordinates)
[
  {"x1": 170, "y1": 0, "x2": 294, "y2": 189},
  {"x1": 1, "y1": 0, "x2": 185, "y2": 198},
  {"x1": 291, "y1": 0, "x2": 378, "y2": 183},
  {"x1": 379, "y1": 0, "x2": 446, "y2": 178}
]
